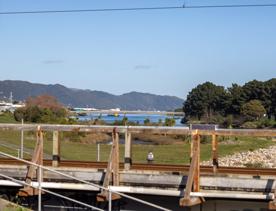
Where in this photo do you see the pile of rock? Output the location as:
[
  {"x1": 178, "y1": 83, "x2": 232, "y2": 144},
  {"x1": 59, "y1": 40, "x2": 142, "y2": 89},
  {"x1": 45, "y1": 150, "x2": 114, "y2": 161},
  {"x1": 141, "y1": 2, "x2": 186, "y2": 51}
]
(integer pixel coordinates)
[{"x1": 201, "y1": 145, "x2": 276, "y2": 168}]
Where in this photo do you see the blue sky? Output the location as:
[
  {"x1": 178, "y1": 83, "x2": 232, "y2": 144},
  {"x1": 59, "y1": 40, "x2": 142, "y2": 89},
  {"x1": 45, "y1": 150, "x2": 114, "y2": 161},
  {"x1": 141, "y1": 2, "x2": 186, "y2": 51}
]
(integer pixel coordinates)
[{"x1": 0, "y1": 0, "x2": 275, "y2": 99}]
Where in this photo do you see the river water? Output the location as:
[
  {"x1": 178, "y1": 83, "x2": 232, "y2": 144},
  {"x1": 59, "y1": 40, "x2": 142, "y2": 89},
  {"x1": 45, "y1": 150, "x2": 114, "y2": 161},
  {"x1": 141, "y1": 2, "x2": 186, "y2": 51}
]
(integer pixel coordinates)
[{"x1": 78, "y1": 113, "x2": 183, "y2": 126}]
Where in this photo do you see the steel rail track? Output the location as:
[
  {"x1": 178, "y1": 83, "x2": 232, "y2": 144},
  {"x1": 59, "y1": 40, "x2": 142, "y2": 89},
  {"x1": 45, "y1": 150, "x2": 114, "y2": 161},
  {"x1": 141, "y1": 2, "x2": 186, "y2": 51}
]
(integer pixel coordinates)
[{"x1": 0, "y1": 158, "x2": 275, "y2": 176}]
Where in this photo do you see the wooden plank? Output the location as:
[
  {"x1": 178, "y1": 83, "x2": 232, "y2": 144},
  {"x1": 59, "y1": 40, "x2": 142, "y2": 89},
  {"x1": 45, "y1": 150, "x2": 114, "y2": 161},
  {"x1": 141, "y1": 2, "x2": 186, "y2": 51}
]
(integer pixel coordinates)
[
  {"x1": 52, "y1": 131, "x2": 60, "y2": 167},
  {"x1": 102, "y1": 141, "x2": 113, "y2": 188},
  {"x1": 113, "y1": 132, "x2": 120, "y2": 186},
  {"x1": 179, "y1": 145, "x2": 198, "y2": 206},
  {"x1": 97, "y1": 129, "x2": 121, "y2": 201},
  {"x1": 180, "y1": 130, "x2": 203, "y2": 207},
  {"x1": 214, "y1": 129, "x2": 276, "y2": 137},
  {"x1": 124, "y1": 131, "x2": 132, "y2": 171},
  {"x1": 25, "y1": 128, "x2": 43, "y2": 184},
  {"x1": 190, "y1": 136, "x2": 193, "y2": 163},
  {"x1": 185, "y1": 150, "x2": 198, "y2": 197},
  {"x1": 19, "y1": 127, "x2": 44, "y2": 196}
]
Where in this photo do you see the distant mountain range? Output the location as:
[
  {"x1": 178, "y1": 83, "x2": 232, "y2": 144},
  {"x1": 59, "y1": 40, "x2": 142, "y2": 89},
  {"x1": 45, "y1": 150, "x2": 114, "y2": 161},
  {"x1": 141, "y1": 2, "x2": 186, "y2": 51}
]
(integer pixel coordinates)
[{"x1": 0, "y1": 80, "x2": 183, "y2": 111}]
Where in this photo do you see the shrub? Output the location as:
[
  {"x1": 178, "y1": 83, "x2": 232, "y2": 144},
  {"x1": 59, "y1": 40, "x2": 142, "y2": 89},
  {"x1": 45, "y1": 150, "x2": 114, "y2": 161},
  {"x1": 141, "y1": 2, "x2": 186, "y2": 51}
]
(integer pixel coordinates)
[
  {"x1": 257, "y1": 118, "x2": 276, "y2": 128},
  {"x1": 241, "y1": 100, "x2": 266, "y2": 121},
  {"x1": 164, "y1": 118, "x2": 175, "y2": 126},
  {"x1": 14, "y1": 95, "x2": 68, "y2": 124},
  {"x1": 14, "y1": 108, "x2": 26, "y2": 121},
  {"x1": 144, "y1": 118, "x2": 150, "y2": 125},
  {"x1": 241, "y1": 121, "x2": 258, "y2": 129}
]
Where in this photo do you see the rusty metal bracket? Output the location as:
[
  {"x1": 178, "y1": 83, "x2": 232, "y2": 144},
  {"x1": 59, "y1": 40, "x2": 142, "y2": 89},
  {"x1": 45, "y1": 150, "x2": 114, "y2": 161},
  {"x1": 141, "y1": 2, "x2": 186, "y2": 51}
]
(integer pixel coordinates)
[{"x1": 18, "y1": 126, "x2": 44, "y2": 196}]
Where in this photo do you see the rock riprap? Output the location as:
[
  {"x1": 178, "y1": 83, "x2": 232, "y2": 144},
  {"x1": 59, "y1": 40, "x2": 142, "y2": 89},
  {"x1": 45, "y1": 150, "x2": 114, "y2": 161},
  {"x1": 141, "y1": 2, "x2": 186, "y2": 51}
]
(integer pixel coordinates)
[{"x1": 201, "y1": 145, "x2": 276, "y2": 168}]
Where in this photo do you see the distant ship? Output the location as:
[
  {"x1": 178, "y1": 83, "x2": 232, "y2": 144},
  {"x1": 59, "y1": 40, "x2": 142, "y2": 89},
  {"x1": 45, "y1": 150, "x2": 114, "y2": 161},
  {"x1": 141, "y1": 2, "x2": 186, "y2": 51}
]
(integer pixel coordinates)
[
  {"x1": 77, "y1": 112, "x2": 88, "y2": 117},
  {"x1": 107, "y1": 113, "x2": 120, "y2": 117}
]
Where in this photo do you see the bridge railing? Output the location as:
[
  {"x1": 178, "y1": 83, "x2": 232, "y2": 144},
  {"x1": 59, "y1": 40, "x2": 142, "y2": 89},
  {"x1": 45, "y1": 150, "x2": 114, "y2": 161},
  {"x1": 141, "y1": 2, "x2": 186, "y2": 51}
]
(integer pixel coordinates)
[
  {"x1": 0, "y1": 123, "x2": 276, "y2": 209},
  {"x1": 0, "y1": 151, "x2": 171, "y2": 211},
  {"x1": 0, "y1": 123, "x2": 275, "y2": 168}
]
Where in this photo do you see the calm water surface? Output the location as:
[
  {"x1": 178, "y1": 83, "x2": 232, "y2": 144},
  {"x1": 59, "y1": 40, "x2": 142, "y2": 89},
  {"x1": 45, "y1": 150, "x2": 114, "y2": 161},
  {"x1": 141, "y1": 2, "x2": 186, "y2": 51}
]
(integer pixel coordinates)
[{"x1": 79, "y1": 113, "x2": 183, "y2": 126}]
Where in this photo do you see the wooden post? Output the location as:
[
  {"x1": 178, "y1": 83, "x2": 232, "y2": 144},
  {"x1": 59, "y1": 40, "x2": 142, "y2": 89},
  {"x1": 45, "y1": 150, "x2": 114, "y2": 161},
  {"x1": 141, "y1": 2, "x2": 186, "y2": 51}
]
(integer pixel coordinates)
[
  {"x1": 190, "y1": 136, "x2": 193, "y2": 163},
  {"x1": 179, "y1": 130, "x2": 204, "y2": 207},
  {"x1": 193, "y1": 131, "x2": 200, "y2": 192},
  {"x1": 52, "y1": 131, "x2": 60, "y2": 167},
  {"x1": 212, "y1": 133, "x2": 218, "y2": 174},
  {"x1": 179, "y1": 147, "x2": 199, "y2": 207},
  {"x1": 97, "y1": 128, "x2": 121, "y2": 202},
  {"x1": 97, "y1": 143, "x2": 100, "y2": 162},
  {"x1": 112, "y1": 131, "x2": 120, "y2": 186},
  {"x1": 20, "y1": 119, "x2": 24, "y2": 158},
  {"x1": 124, "y1": 131, "x2": 132, "y2": 171},
  {"x1": 18, "y1": 126, "x2": 44, "y2": 196}
]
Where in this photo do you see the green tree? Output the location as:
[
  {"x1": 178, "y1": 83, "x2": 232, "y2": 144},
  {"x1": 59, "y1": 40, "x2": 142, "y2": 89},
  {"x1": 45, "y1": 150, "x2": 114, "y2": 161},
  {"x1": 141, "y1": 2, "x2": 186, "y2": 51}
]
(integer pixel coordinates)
[
  {"x1": 144, "y1": 118, "x2": 150, "y2": 125},
  {"x1": 265, "y1": 79, "x2": 276, "y2": 119},
  {"x1": 242, "y1": 80, "x2": 270, "y2": 114},
  {"x1": 14, "y1": 95, "x2": 68, "y2": 123},
  {"x1": 226, "y1": 84, "x2": 245, "y2": 115},
  {"x1": 241, "y1": 100, "x2": 266, "y2": 121},
  {"x1": 183, "y1": 82, "x2": 228, "y2": 120}
]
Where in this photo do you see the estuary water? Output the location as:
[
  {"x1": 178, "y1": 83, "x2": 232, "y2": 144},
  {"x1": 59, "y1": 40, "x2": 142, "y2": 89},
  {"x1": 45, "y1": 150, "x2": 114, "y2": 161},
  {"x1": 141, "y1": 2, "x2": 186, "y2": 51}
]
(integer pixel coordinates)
[{"x1": 78, "y1": 113, "x2": 183, "y2": 126}]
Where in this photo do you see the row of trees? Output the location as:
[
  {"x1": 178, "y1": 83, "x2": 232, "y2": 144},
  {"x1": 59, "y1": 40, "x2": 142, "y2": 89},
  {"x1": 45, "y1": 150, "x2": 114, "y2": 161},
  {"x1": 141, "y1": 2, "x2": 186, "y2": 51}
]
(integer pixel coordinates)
[
  {"x1": 183, "y1": 79, "x2": 276, "y2": 128},
  {"x1": 13, "y1": 94, "x2": 177, "y2": 127}
]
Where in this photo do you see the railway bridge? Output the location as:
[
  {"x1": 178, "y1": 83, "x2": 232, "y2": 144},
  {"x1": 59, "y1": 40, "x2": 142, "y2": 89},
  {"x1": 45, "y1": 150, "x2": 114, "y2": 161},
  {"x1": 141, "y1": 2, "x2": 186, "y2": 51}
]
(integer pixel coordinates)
[{"x1": 0, "y1": 123, "x2": 275, "y2": 211}]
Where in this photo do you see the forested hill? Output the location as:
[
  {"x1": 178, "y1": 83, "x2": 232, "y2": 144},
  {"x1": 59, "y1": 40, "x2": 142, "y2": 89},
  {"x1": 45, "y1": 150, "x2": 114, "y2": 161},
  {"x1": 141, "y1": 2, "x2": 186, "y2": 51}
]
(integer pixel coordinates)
[{"x1": 0, "y1": 80, "x2": 183, "y2": 111}]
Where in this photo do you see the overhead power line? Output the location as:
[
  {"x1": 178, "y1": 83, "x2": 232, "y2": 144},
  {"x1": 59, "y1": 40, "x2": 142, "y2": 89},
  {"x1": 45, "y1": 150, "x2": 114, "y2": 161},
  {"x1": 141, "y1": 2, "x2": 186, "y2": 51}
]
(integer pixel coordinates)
[{"x1": 0, "y1": 3, "x2": 276, "y2": 15}]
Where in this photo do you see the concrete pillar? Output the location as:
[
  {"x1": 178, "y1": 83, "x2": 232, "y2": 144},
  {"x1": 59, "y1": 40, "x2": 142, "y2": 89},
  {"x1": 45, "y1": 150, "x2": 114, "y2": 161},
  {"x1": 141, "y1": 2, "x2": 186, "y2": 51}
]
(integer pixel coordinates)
[
  {"x1": 124, "y1": 131, "x2": 132, "y2": 170},
  {"x1": 52, "y1": 131, "x2": 60, "y2": 167}
]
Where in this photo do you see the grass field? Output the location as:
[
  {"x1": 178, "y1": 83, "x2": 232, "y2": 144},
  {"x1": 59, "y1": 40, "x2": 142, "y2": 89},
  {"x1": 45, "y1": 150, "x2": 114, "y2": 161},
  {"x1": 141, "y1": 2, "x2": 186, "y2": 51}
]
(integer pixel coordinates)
[
  {"x1": 0, "y1": 130, "x2": 275, "y2": 164},
  {"x1": 0, "y1": 112, "x2": 17, "y2": 123}
]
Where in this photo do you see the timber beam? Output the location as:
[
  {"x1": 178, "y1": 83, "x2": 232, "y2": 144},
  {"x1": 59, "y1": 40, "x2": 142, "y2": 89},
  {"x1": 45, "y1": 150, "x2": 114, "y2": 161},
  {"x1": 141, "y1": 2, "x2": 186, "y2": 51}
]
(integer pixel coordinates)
[
  {"x1": 97, "y1": 128, "x2": 121, "y2": 202},
  {"x1": 179, "y1": 130, "x2": 205, "y2": 207},
  {"x1": 1, "y1": 123, "x2": 276, "y2": 137},
  {"x1": 18, "y1": 126, "x2": 44, "y2": 196}
]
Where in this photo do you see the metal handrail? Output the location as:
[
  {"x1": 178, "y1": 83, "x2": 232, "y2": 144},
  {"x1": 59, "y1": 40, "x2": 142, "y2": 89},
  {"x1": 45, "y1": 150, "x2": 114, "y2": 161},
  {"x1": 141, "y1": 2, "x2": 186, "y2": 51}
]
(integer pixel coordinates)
[
  {"x1": 0, "y1": 172, "x2": 104, "y2": 211},
  {"x1": 1, "y1": 123, "x2": 276, "y2": 137},
  {"x1": 0, "y1": 151, "x2": 171, "y2": 211}
]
